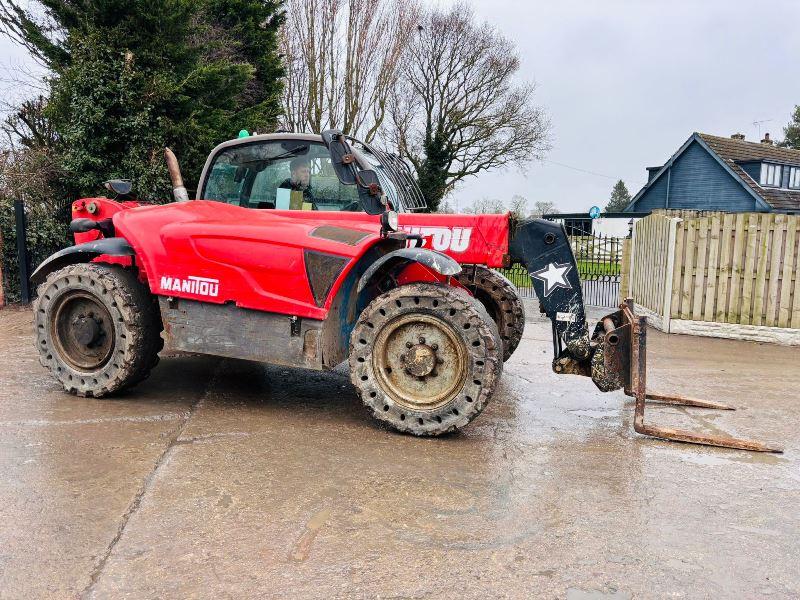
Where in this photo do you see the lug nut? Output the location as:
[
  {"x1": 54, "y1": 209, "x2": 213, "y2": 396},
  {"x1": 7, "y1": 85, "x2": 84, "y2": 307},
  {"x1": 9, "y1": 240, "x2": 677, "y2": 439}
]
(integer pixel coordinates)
[
  {"x1": 419, "y1": 336, "x2": 425, "y2": 344},
  {"x1": 399, "y1": 354, "x2": 406, "y2": 362},
  {"x1": 431, "y1": 343, "x2": 438, "y2": 351},
  {"x1": 406, "y1": 341, "x2": 413, "y2": 348}
]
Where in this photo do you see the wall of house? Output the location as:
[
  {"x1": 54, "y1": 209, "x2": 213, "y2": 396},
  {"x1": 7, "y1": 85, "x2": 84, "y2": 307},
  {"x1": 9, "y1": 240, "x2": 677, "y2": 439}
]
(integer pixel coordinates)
[
  {"x1": 631, "y1": 168, "x2": 668, "y2": 210},
  {"x1": 629, "y1": 140, "x2": 762, "y2": 213}
]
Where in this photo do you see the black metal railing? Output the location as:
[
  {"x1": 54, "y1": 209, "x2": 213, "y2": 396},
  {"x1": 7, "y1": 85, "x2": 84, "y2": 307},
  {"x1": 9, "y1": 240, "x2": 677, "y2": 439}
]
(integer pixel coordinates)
[{"x1": 498, "y1": 232, "x2": 625, "y2": 308}]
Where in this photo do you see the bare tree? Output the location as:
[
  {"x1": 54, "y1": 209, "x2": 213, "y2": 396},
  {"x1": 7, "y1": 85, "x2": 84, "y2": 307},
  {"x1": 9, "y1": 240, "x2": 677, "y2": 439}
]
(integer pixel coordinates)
[
  {"x1": 2, "y1": 96, "x2": 57, "y2": 149},
  {"x1": 508, "y1": 194, "x2": 528, "y2": 220},
  {"x1": 280, "y1": 0, "x2": 419, "y2": 141},
  {"x1": 465, "y1": 197, "x2": 506, "y2": 214},
  {"x1": 387, "y1": 2, "x2": 550, "y2": 211},
  {"x1": 436, "y1": 199, "x2": 455, "y2": 214},
  {"x1": 530, "y1": 200, "x2": 558, "y2": 218}
]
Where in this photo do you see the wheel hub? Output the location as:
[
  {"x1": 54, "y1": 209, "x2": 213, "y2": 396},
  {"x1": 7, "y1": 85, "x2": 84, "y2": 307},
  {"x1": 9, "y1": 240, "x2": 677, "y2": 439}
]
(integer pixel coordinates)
[
  {"x1": 50, "y1": 291, "x2": 114, "y2": 372},
  {"x1": 72, "y1": 315, "x2": 102, "y2": 346},
  {"x1": 402, "y1": 342, "x2": 438, "y2": 377},
  {"x1": 373, "y1": 314, "x2": 467, "y2": 411}
]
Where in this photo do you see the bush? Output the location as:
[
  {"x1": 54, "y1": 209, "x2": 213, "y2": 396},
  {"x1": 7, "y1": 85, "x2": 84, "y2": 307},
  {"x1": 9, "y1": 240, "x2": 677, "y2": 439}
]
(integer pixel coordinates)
[{"x1": 0, "y1": 200, "x2": 71, "y2": 304}]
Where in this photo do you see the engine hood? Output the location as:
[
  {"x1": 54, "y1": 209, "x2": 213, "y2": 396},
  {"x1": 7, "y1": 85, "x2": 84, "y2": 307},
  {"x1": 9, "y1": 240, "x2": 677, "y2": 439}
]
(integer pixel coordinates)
[{"x1": 113, "y1": 201, "x2": 387, "y2": 318}]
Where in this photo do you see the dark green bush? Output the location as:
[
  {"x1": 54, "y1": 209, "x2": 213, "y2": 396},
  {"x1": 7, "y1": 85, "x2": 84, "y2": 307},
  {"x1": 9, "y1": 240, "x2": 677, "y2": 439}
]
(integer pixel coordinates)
[{"x1": 0, "y1": 199, "x2": 71, "y2": 304}]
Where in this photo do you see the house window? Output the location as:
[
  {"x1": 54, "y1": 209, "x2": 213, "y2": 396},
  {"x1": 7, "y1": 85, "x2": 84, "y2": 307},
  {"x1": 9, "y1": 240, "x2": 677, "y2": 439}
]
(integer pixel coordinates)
[
  {"x1": 790, "y1": 167, "x2": 800, "y2": 189},
  {"x1": 760, "y1": 163, "x2": 782, "y2": 187}
]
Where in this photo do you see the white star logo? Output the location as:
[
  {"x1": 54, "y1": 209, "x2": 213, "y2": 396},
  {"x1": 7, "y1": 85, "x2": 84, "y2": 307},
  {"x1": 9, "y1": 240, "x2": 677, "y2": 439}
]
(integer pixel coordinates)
[{"x1": 531, "y1": 262, "x2": 573, "y2": 297}]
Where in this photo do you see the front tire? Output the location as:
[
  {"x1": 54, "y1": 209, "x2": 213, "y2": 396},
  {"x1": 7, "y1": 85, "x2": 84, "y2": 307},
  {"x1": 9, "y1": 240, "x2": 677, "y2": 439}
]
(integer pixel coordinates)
[
  {"x1": 455, "y1": 265, "x2": 526, "y2": 362},
  {"x1": 34, "y1": 263, "x2": 161, "y2": 397},
  {"x1": 349, "y1": 283, "x2": 502, "y2": 436}
]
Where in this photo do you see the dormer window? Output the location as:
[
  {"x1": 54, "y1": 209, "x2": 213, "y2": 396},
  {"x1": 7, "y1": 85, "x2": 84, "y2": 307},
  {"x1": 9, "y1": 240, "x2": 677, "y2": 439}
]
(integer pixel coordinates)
[
  {"x1": 760, "y1": 163, "x2": 782, "y2": 187},
  {"x1": 790, "y1": 166, "x2": 800, "y2": 189}
]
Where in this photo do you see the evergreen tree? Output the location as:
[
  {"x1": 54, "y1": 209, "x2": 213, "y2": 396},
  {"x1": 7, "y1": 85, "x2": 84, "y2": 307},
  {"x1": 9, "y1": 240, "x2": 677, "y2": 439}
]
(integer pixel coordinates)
[
  {"x1": 200, "y1": 0, "x2": 285, "y2": 132},
  {"x1": 0, "y1": 0, "x2": 284, "y2": 199},
  {"x1": 605, "y1": 180, "x2": 631, "y2": 212},
  {"x1": 415, "y1": 132, "x2": 450, "y2": 212},
  {"x1": 779, "y1": 105, "x2": 800, "y2": 150}
]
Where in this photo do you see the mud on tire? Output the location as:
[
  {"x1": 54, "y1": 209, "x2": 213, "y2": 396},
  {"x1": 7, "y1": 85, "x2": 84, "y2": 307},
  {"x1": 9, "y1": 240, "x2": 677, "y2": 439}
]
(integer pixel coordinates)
[
  {"x1": 349, "y1": 283, "x2": 503, "y2": 436},
  {"x1": 34, "y1": 263, "x2": 162, "y2": 397},
  {"x1": 456, "y1": 265, "x2": 525, "y2": 362}
]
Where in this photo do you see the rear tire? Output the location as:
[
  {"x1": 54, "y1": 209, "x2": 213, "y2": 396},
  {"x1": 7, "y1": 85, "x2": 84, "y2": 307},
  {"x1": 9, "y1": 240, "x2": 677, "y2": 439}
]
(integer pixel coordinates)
[
  {"x1": 349, "y1": 283, "x2": 502, "y2": 436},
  {"x1": 456, "y1": 265, "x2": 525, "y2": 361},
  {"x1": 34, "y1": 263, "x2": 162, "y2": 397}
]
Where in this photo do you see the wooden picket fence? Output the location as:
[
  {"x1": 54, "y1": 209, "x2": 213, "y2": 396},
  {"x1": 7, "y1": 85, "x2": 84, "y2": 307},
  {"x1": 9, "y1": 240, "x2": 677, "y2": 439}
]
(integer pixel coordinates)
[{"x1": 625, "y1": 211, "x2": 800, "y2": 333}]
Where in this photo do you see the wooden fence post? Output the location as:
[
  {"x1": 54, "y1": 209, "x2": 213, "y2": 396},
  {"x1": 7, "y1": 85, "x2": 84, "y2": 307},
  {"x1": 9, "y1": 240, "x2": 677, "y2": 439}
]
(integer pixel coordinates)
[
  {"x1": 619, "y1": 237, "x2": 631, "y2": 304},
  {"x1": 661, "y1": 217, "x2": 679, "y2": 332},
  {"x1": 628, "y1": 219, "x2": 637, "y2": 302}
]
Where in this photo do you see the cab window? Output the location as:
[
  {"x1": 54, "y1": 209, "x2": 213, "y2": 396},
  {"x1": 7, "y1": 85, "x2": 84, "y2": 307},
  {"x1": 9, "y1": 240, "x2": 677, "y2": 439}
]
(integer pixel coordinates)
[{"x1": 201, "y1": 140, "x2": 362, "y2": 211}]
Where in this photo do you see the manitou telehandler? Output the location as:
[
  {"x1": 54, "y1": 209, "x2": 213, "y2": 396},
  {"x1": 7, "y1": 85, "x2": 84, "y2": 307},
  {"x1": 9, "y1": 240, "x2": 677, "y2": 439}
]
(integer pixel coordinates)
[{"x1": 31, "y1": 130, "x2": 779, "y2": 451}]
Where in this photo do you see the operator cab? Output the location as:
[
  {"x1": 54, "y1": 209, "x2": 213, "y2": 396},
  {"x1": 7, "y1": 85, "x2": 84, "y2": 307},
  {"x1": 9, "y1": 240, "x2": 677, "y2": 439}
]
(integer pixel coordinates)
[{"x1": 198, "y1": 133, "x2": 427, "y2": 214}]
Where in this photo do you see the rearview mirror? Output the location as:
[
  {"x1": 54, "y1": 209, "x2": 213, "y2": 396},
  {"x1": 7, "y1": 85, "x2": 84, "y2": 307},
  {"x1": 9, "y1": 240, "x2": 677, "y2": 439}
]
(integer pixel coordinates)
[
  {"x1": 322, "y1": 129, "x2": 357, "y2": 186},
  {"x1": 356, "y1": 169, "x2": 387, "y2": 215}
]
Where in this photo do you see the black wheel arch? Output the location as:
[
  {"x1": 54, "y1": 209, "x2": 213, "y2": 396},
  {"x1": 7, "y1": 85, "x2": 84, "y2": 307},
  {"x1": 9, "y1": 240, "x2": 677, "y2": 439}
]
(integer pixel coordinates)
[
  {"x1": 355, "y1": 247, "x2": 461, "y2": 294},
  {"x1": 320, "y1": 244, "x2": 463, "y2": 369},
  {"x1": 30, "y1": 238, "x2": 136, "y2": 287}
]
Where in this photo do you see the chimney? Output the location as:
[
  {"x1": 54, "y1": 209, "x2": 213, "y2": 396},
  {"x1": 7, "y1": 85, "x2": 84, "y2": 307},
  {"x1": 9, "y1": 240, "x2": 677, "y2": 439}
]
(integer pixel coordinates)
[
  {"x1": 761, "y1": 133, "x2": 773, "y2": 145},
  {"x1": 731, "y1": 133, "x2": 745, "y2": 141}
]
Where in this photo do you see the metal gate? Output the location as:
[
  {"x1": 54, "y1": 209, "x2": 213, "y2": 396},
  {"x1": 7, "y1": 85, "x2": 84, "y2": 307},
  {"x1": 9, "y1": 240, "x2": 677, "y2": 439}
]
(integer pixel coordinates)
[
  {"x1": 567, "y1": 233, "x2": 623, "y2": 307},
  {"x1": 498, "y1": 223, "x2": 628, "y2": 309}
]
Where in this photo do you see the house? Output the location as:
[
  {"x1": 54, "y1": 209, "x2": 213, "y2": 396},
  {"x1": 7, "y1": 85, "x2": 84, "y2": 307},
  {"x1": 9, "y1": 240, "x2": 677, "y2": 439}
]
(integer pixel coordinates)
[{"x1": 626, "y1": 132, "x2": 800, "y2": 214}]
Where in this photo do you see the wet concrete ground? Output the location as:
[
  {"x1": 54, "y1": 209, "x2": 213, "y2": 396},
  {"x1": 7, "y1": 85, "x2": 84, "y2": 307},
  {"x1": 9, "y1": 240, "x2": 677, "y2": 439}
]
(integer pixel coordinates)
[{"x1": 0, "y1": 305, "x2": 798, "y2": 599}]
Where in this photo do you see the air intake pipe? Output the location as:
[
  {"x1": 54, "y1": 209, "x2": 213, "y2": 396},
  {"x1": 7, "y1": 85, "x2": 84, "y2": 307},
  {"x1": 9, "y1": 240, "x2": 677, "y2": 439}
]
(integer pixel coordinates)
[{"x1": 165, "y1": 147, "x2": 190, "y2": 202}]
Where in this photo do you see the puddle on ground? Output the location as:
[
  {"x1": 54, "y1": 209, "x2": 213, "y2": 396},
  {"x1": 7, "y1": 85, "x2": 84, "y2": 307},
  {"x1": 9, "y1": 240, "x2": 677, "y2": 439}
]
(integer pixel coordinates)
[
  {"x1": 670, "y1": 449, "x2": 786, "y2": 466},
  {"x1": 568, "y1": 409, "x2": 617, "y2": 419},
  {"x1": 566, "y1": 588, "x2": 632, "y2": 600}
]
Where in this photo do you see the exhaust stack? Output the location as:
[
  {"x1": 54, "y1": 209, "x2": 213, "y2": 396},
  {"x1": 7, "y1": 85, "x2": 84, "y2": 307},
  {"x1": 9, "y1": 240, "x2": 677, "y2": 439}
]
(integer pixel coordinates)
[{"x1": 165, "y1": 147, "x2": 189, "y2": 202}]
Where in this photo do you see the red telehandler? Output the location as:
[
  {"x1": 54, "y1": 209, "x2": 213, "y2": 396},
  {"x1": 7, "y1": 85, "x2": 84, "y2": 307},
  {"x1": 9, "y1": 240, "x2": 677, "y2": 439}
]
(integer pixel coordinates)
[{"x1": 31, "y1": 130, "x2": 779, "y2": 451}]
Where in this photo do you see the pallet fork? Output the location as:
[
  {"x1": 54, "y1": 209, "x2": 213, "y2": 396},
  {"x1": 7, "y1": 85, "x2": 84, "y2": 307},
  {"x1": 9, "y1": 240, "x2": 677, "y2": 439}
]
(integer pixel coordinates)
[
  {"x1": 600, "y1": 299, "x2": 782, "y2": 453},
  {"x1": 510, "y1": 219, "x2": 781, "y2": 453}
]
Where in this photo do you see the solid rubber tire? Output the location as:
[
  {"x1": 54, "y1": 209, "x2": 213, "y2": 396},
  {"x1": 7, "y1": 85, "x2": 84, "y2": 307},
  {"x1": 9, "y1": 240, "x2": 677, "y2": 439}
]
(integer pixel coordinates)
[
  {"x1": 455, "y1": 265, "x2": 525, "y2": 361},
  {"x1": 349, "y1": 282, "x2": 502, "y2": 436},
  {"x1": 34, "y1": 263, "x2": 161, "y2": 397}
]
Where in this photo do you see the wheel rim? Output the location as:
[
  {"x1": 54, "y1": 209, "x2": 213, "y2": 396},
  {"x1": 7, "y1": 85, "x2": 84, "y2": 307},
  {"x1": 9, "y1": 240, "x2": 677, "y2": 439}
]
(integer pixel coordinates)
[
  {"x1": 50, "y1": 290, "x2": 115, "y2": 372},
  {"x1": 373, "y1": 314, "x2": 468, "y2": 411}
]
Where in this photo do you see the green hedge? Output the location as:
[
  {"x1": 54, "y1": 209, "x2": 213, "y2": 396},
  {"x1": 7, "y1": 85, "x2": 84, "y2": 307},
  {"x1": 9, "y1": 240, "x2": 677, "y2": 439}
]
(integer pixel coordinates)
[{"x1": 0, "y1": 200, "x2": 71, "y2": 304}]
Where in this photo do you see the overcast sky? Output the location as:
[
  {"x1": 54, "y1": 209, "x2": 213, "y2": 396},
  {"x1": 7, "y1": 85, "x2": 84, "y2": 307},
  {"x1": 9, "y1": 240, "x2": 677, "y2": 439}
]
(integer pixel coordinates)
[
  {"x1": 437, "y1": 0, "x2": 800, "y2": 213},
  {"x1": 2, "y1": 0, "x2": 799, "y2": 214}
]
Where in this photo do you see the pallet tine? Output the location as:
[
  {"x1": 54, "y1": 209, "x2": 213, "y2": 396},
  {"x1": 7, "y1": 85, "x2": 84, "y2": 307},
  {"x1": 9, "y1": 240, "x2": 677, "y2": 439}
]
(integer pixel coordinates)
[
  {"x1": 644, "y1": 392, "x2": 734, "y2": 411},
  {"x1": 625, "y1": 302, "x2": 782, "y2": 453}
]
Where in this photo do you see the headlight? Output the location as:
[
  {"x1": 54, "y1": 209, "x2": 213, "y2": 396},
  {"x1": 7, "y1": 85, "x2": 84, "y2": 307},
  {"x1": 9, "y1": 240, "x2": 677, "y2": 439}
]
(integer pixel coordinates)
[{"x1": 381, "y1": 210, "x2": 399, "y2": 232}]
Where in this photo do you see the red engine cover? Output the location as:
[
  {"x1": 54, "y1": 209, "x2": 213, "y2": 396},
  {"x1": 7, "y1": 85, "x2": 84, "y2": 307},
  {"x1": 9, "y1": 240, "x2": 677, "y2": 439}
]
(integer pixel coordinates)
[{"x1": 113, "y1": 201, "x2": 387, "y2": 320}]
